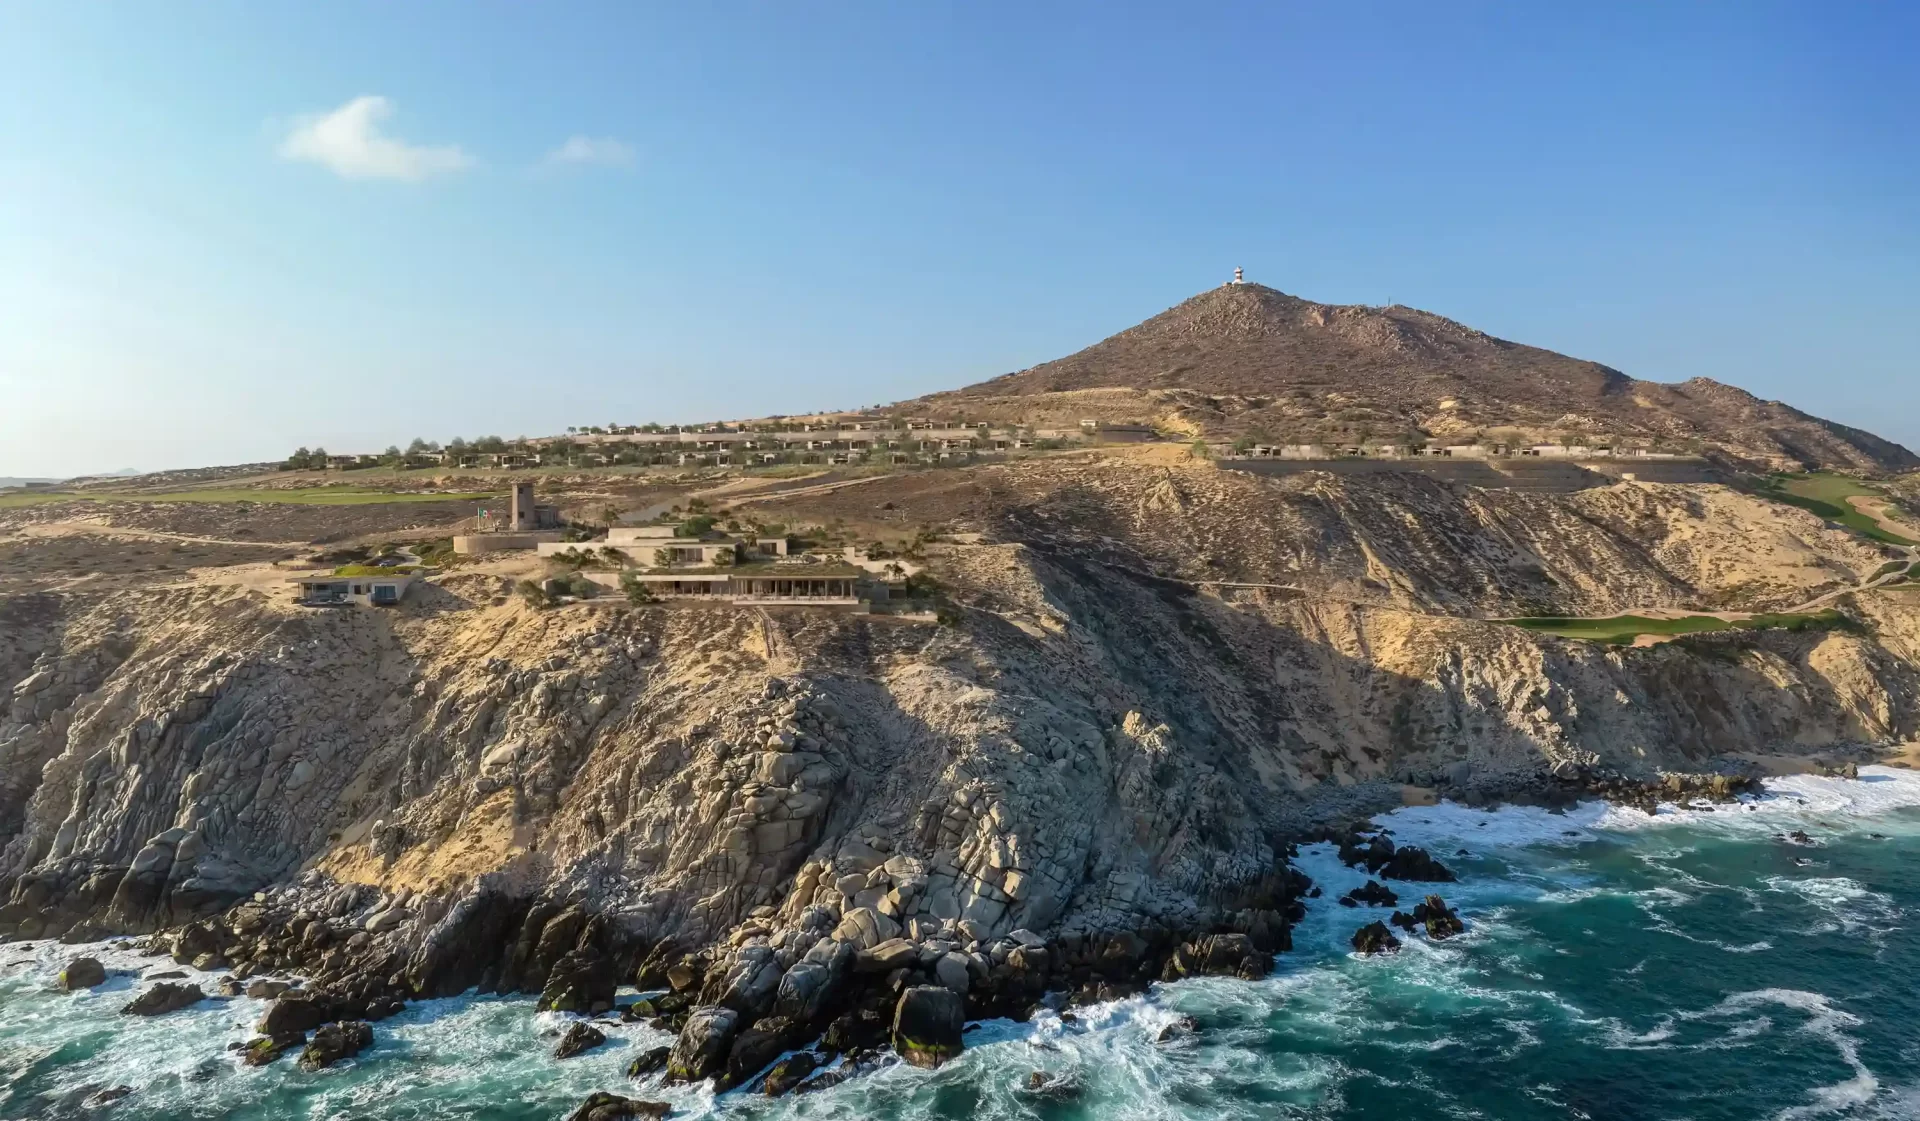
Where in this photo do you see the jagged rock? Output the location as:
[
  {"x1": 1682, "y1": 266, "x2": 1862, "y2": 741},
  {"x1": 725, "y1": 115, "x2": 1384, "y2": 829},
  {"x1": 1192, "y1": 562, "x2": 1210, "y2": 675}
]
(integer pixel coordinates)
[
  {"x1": 241, "y1": 1030, "x2": 308, "y2": 1066},
  {"x1": 59, "y1": 956, "x2": 106, "y2": 990},
  {"x1": 1413, "y1": 895, "x2": 1465, "y2": 939},
  {"x1": 245, "y1": 979, "x2": 291, "y2": 1000},
  {"x1": 761, "y1": 1051, "x2": 818, "y2": 1096},
  {"x1": 821, "y1": 1008, "x2": 888, "y2": 1055},
  {"x1": 1350, "y1": 922, "x2": 1401, "y2": 956},
  {"x1": 565, "y1": 1092, "x2": 672, "y2": 1121},
  {"x1": 665, "y1": 1006, "x2": 739, "y2": 1083},
  {"x1": 297, "y1": 1021, "x2": 373, "y2": 1071},
  {"x1": 1161, "y1": 933, "x2": 1271, "y2": 981},
  {"x1": 84, "y1": 1086, "x2": 134, "y2": 1107},
  {"x1": 1022, "y1": 1070, "x2": 1083, "y2": 1101},
  {"x1": 121, "y1": 982, "x2": 203, "y2": 1016},
  {"x1": 893, "y1": 985, "x2": 964, "y2": 1069},
  {"x1": 626, "y1": 1044, "x2": 671, "y2": 1079},
  {"x1": 553, "y1": 1021, "x2": 607, "y2": 1059},
  {"x1": 854, "y1": 937, "x2": 917, "y2": 974},
  {"x1": 1338, "y1": 880, "x2": 1399, "y2": 908},
  {"x1": 539, "y1": 948, "x2": 618, "y2": 1015},
  {"x1": 722, "y1": 1015, "x2": 796, "y2": 1090},
  {"x1": 258, "y1": 991, "x2": 352, "y2": 1036},
  {"x1": 1155, "y1": 1014, "x2": 1199, "y2": 1043},
  {"x1": 1377, "y1": 846, "x2": 1456, "y2": 882}
]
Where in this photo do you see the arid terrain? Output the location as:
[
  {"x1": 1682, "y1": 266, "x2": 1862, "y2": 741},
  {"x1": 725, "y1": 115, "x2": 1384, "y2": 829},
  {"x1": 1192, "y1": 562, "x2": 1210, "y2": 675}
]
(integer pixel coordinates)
[{"x1": 4, "y1": 285, "x2": 1919, "y2": 1098}]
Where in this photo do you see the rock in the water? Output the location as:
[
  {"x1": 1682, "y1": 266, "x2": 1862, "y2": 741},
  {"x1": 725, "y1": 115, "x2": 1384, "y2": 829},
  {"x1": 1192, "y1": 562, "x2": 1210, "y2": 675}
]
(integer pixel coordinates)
[
  {"x1": 121, "y1": 982, "x2": 203, "y2": 1016},
  {"x1": 84, "y1": 1086, "x2": 134, "y2": 1107},
  {"x1": 760, "y1": 1051, "x2": 818, "y2": 1096},
  {"x1": 1377, "y1": 845, "x2": 1456, "y2": 882},
  {"x1": 245, "y1": 979, "x2": 291, "y2": 1000},
  {"x1": 566, "y1": 1092, "x2": 672, "y2": 1121},
  {"x1": 1413, "y1": 894, "x2": 1465, "y2": 939},
  {"x1": 1338, "y1": 880, "x2": 1398, "y2": 908},
  {"x1": 298, "y1": 1021, "x2": 373, "y2": 1071},
  {"x1": 1155, "y1": 1014, "x2": 1199, "y2": 1043},
  {"x1": 665, "y1": 1006, "x2": 739, "y2": 1083},
  {"x1": 626, "y1": 1044, "x2": 671, "y2": 1079},
  {"x1": 59, "y1": 957, "x2": 107, "y2": 990},
  {"x1": 1022, "y1": 1070, "x2": 1084, "y2": 1101},
  {"x1": 1351, "y1": 921, "x2": 1401, "y2": 956},
  {"x1": 241, "y1": 1031, "x2": 308, "y2": 1066},
  {"x1": 554, "y1": 1021, "x2": 607, "y2": 1059},
  {"x1": 722, "y1": 1015, "x2": 796, "y2": 1090},
  {"x1": 1160, "y1": 933, "x2": 1271, "y2": 981},
  {"x1": 893, "y1": 985, "x2": 964, "y2": 1069},
  {"x1": 539, "y1": 948, "x2": 618, "y2": 1015}
]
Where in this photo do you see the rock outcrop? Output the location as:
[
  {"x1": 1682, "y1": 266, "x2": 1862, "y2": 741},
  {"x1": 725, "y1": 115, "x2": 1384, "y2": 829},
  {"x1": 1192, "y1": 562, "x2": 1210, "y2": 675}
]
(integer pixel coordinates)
[
  {"x1": 893, "y1": 985, "x2": 964, "y2": 1069},
  {"x1": 121, "y1": 982, "x2": 202, "y2": 1016}
]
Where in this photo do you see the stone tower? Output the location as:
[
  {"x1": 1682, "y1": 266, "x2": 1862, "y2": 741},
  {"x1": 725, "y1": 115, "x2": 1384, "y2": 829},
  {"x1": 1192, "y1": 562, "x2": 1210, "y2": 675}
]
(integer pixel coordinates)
[{"x1": 509, "y1": 481, "x2": 536, "y2": 531}]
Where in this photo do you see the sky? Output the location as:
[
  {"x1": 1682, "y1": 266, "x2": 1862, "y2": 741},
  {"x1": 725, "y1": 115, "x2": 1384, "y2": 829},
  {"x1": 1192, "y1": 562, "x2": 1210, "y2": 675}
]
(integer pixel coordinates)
[{"x1": 1, "y1": 2, "x2": 1915, "y2": 478}]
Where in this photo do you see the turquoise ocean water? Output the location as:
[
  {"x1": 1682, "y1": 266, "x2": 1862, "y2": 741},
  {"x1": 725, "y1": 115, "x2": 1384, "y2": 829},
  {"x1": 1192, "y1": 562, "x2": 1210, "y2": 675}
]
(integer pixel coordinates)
[{"x1": 9, "y1": 767, "x2": 1920, "y2": 1120}]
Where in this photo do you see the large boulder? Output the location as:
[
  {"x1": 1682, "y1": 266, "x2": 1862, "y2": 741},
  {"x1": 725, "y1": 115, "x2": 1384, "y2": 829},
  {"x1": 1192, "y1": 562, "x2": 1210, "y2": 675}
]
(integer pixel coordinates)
[
  {"x1": 761, "y1": 1052, "x2": 818, "y2": 1096},
  {"x1": 1351, "y1": 921, "x2": 1401, "y2": 956},
  {"x1": 566, "y1": 1092, "x2": 671, "y2": 1121},
  {"x1": 1413, "y1": 895, "x2": 1465, "y2": 939},
  {"x1": 1377, "y1": 846, "x2": 1456, "y2": 883},
  {"x1": 257, "y1": 991, "x2": 353, "y2": 1036},
  {"x1": 121, "y1": 982, "x2": 203, "y2": 1016},
  {"x1": 892, "y1": 985, "x2": 964, "y2": 1069},
  {"x1": 665, "y1": 1006, "x2": 740, "y2": 1084},
  {"x1": 538, "y1": 948, "x2": 618, "y2": 1015},
  {"x1": 770, "y1": 939, "x2": 853, "y2": 1024},
  {"x1": 297, "y1": 1021, "x2": 373, "y2": 1071},
  {"x1": 626, "y1": 1045, "x2": 671, "y2": 1079},
  {"x1": 241, "y1": 1031, "x2": 308, "y2": 1066},
  {"x1": 1160, "y1": 933, "x2": 1271, "y2": 981},
  {"x1": 721, "y1": 1016, "x2": 797, "y2": 1091},
  {"x1": 553, "y1": 1021, "x2": 607, "y2": 1059},
  {"x1": 59, "y1": 957, "x2": 107, "y2": 990},
  {"x1": 1338, "y1": 881, "x2": 1398, "y2": 908}
]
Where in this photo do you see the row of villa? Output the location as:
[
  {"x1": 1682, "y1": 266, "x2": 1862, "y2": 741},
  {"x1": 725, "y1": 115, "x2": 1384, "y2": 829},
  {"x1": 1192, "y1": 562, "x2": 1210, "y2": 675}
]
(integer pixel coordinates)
[{"x1": 311, "y1": 419, "x2": 1157, "y2": 472}]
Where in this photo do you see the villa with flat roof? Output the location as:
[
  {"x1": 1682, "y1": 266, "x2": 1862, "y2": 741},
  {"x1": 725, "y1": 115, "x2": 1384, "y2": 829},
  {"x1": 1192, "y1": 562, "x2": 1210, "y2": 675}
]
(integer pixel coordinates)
[
  {"x1": 618, "y1": 561, "x2": 867, "y2": 606},
  {"x1": 289, "y1": 571, "x2": 416, "y2": 606}
]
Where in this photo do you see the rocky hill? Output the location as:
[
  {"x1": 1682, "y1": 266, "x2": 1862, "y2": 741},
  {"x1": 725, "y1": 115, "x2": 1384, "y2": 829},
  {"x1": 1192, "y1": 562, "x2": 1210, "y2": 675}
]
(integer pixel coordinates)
[
  {"x1": 4, "y1": 447, "x2": 1919, "y2": 1096},
  {"x1": 904, "y1": 282, "x2": 1915, "y2": 472}
]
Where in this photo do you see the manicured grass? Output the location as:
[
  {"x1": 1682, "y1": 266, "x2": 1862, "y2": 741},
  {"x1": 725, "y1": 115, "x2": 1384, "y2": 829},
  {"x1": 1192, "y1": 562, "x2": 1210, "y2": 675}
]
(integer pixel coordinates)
[
  {"x1": 0, "y1": 486, "x2": 496, "y2": 508},
  {"x1": 1506, "y1": 608, "x2": 1853, "y2": 646},
  {"x1": 1758, "y1": 473, "x2": 1917, "y2": 546}
]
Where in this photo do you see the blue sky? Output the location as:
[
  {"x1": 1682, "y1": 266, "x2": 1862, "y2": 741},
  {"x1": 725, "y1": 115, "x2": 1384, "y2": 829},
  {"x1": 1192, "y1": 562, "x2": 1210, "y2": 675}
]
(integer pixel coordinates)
[{"x1": 2, "y1": 2, "x2": 1915, "y2": 478}]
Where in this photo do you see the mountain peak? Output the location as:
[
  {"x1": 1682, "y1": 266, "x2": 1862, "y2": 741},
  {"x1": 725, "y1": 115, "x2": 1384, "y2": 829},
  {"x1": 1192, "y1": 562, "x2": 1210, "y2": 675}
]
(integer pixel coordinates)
[{"x1": 899, "y1": 283, "x2": 1915, "y2": 471}]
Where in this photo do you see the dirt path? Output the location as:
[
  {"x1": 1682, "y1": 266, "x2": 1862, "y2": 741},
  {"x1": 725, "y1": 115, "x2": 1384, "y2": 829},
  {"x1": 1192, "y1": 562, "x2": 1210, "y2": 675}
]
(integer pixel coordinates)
[{"x1": 12, "y1": 519, "x2": 307, "y2": 550}]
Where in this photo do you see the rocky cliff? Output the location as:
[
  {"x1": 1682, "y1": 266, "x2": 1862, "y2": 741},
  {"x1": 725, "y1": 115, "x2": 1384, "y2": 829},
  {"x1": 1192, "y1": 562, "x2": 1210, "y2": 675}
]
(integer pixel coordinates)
[{"x1": 2, "y1": 463, "x2": 1916, "y2": 1086}]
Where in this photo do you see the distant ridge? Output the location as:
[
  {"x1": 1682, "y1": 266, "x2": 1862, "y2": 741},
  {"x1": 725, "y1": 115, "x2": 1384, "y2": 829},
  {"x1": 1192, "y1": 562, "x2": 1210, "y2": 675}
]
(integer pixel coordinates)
[{"x1": 902, "y1": 282, "x2": 1914, "y2": 472}]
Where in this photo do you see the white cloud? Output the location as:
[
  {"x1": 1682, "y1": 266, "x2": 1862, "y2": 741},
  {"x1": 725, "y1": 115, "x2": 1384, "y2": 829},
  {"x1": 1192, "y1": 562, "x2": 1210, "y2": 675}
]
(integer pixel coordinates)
[
  {"x1": 542, "y1": 135, "x2": 636, "y2": 169},
  {"x1": 279, "y1": 96, "x2": 472, "y2": 182}
]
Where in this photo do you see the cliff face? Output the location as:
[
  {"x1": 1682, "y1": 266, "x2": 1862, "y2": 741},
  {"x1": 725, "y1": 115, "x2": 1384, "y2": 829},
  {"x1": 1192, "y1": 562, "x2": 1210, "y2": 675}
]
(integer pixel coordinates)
[{"x1": 2, "y1": 491, "x2": 1915, "y2": 958}]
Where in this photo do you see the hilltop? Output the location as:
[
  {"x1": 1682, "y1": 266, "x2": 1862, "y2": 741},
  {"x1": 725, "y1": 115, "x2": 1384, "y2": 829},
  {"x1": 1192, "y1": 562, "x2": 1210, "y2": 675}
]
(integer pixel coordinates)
[{"x1": 902, "y1": 281, "x2": 1915, "y2": 472}]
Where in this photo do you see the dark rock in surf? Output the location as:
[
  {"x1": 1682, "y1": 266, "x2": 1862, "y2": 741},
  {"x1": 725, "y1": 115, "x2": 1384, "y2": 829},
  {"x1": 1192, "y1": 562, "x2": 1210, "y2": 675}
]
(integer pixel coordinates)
[
  {"x1": 121, "y1": 982, "x2": 203, "y2": 1016},
  {"x1": 1351, "y1": 921, "x2": 1401, "y2": 955},
  {"x1": 297, "y1": 1020, "x2": 372, "y2": 1071},
  {"x1": 565, "y1": 1092, "x2": 672, "y2": 1121},
  {"x1": 626, "y1": 1044, "x2": 671, "y2": 1079},
  {"x1": 665, "y1": 1006, "x2": 739, "y2": 1084},
  {"x1": 1339, "y1": 880, "x2": 1399, "y2": 907},
  {"x1": 59, "y1": 956, "x2": 106, "y2": 990},
  {"x1": 760, "y1": 1051, "x2": 818, "y2": 1096},
  {"x1": 893, "y1": 985, "x2": 965, "y2": 1068},
  {"x1": 553, "y1": 1021, "x2": 607, "y2": 1059}
]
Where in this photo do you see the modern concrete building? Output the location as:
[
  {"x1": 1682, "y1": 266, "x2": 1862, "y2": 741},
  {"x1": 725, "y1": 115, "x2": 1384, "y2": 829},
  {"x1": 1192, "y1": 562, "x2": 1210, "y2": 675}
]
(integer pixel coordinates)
[{"x1": 289, "y1": 571, "x2": 416, "y2": 606}]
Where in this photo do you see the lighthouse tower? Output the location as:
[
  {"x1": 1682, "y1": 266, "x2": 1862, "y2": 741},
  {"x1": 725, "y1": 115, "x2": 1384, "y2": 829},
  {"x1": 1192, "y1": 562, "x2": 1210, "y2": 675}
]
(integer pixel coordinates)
[{"x1": 1230, "y1": 266, "x2": 1244, "y2": 285}]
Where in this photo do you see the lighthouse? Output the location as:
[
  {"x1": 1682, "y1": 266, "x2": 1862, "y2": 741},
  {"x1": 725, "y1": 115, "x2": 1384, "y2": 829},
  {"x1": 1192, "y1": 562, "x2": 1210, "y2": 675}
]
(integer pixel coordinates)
[{"x1": 1230, "y1": 266, "x2": 1244, "y2": 286}]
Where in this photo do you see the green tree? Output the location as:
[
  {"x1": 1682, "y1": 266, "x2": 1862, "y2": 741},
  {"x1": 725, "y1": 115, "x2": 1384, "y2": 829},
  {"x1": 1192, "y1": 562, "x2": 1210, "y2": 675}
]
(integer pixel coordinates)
[
  {"x1": 620, "y1": 571, "x2": 657, "y2": 604},
  {"x1": 515, "y1": 579, "x2": 549, "y2": 609},
  {"x1": 406, "y1": 437, "x2": 430, "y2": 455}
]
